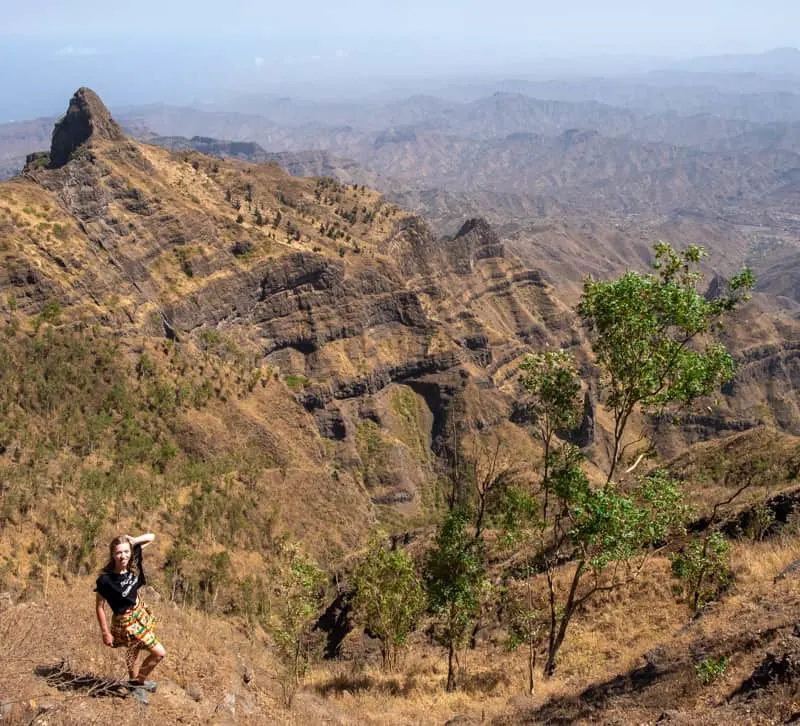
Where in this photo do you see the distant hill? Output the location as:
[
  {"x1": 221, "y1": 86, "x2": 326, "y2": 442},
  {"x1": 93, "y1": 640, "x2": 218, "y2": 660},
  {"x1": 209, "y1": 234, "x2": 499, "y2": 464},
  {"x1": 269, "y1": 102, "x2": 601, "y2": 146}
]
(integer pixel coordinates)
[{"x1": 668, "y1": 46, "x2": 800, "y2": 75}]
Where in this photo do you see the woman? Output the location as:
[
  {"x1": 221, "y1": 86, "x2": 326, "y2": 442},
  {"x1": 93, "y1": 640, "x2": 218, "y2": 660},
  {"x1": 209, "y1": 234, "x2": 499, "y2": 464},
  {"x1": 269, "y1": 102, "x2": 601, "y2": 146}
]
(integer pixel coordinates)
[{"x1": 95, "y1": 533, "x2": 166, "y2": 701}]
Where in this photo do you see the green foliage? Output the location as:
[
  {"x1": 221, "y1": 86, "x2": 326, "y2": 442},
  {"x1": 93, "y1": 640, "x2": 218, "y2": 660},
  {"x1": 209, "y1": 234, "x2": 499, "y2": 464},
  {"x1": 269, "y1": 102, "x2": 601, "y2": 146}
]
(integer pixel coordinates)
[
  {"x1": 36, "y1": 301, "x2": 63, "y2": 329},
  {"x1": 0, "y1": 323, "x2": 278, "y2": 600},
  {"x1": 695, "y1": 656, "x2": 728, "y2": 685},
  {"x1": 499, "y1": 486, "x2": 539, "y2": 547},
  {"x1": 283, "y1": 373, "x2": 310, "y2": 390},
  {"x1": 745, "y1": 502, "x2": 775, "y2": 542},
  {"x1": 504, "y1": 574, "x2": 544, "y2": 695},
  {"x1": 519, "y1": 352, "x2": 686, "y2": 676},
  {"x1": 671, "y1": 531, "x2": 731, "y2": 611},
  {"x1": 425, "y1": 508, "x2": 487, "y2": 691},
  {"x1": 352, "y1": 532, "x2": 426, "y2": 670},
  {"x1": 578, "y1": 242, "x2": 754, "y2": 481},
  {"x1": 355, "y1": 419, "x2": 391, "y2": 489},
  {"x1": 570, "y1": 470, "x2": 686, "y2": 570},
  {"x1": 518, "y1": 350, "x2": 581, "y2": 436},
  {"x1": 270, "y1": 542, "x2": 326, "y2": 704}
]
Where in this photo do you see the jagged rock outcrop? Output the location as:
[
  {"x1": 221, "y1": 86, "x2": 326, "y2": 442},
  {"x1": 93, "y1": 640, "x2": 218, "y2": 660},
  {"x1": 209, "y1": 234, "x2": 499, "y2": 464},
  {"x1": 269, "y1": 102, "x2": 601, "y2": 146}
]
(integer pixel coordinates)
[
  {"x1": 444, "y1": 217, "x2": 505, "y2": 273},
  {"x1": 705, "y1": 273, "x2": 729, "y2": 301},
  {"x1": 49, "y1": 87, "x2": 125, "y2": 168}
]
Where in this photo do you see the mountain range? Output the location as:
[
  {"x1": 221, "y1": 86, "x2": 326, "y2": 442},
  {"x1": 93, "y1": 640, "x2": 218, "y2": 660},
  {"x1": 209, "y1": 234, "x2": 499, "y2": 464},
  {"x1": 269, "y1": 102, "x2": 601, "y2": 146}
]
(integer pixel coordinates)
[{"x1": 2, "y1": 74, "x2": 800, "y2": 724}]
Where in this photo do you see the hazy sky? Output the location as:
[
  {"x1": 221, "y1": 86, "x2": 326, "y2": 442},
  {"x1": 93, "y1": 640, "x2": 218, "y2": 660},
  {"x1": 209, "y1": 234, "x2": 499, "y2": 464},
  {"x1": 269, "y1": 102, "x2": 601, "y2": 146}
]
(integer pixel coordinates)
[
  {"x1": 4, "y1": 0, "x2": 796, "y2": 51},
  {"x1": 1, "y1": 0, "x2": 798, "y2": 119}
]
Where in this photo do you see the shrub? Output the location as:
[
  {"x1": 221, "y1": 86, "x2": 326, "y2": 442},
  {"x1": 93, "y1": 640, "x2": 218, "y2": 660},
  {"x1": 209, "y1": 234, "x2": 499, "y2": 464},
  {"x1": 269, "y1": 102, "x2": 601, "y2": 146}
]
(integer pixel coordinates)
[
  {"x1": 352, "y1": 532, "x2": 426, "y2": 670},
  {"x1": 696, "y1": 656, "x2": 728, "y2": 684},
  {"x1": 671, "y1": 531, "x2": 732, "y2": 611}
]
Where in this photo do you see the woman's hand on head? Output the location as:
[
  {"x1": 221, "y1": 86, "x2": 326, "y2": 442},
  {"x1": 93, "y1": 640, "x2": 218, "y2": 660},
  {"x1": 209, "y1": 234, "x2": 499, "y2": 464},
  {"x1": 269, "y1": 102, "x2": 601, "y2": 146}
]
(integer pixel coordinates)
[{"x1": 129, "y1": 533, "x2": 156, "y2": 548}]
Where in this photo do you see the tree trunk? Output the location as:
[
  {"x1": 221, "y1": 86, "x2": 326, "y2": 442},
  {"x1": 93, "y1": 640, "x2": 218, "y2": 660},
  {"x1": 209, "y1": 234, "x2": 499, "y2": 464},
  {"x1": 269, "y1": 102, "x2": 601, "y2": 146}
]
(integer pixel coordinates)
[
  {"x1": 446, "y1": 640, "x2": 456, "y2": 692},
  {"x1": 528, "y1": 638, "x2": 536, "y2": 695},
  {"x1": 544, "y1": 560, "x2": 585, "y2": 677}
]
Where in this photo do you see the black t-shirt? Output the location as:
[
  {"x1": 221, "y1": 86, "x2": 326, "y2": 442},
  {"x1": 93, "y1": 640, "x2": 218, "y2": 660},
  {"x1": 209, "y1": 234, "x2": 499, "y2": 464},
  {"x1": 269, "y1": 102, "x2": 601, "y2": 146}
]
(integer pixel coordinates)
[{"x1": 95, "y1": 544, "x2": 147, "y2": 615}]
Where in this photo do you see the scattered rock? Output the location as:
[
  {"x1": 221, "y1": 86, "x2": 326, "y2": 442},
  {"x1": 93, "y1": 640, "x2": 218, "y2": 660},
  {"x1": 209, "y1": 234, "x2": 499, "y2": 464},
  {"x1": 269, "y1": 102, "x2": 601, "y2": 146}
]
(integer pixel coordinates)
[
  {"x1": 216, "y1": 692, "x2": 236, "y2": 715},
  {"x1": 774, "y1": 558, "x2": 800, "y2": 583},
  {"x1": 732, "y1": 650, "x2": 800, "y2": 698},
  {"x1": 236, "y1": 690, "x2": 258, "y2": 715},
  {"x1": 656, "y1": 710, "x2": 679, "y2": 722},
  {"x1": 142, "y1": 585, "x2": 162, "y2": 603}
]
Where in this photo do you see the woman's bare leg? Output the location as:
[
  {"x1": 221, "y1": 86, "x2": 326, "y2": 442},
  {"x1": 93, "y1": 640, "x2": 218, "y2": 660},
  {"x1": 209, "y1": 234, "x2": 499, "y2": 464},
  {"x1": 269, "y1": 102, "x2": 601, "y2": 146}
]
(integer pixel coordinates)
[
  {"x1": 125, "y1": 644, "x2": 143, "y2": 680},
  {"x1": 132, "y1": 643, "x2": 166, "y2": 683}
]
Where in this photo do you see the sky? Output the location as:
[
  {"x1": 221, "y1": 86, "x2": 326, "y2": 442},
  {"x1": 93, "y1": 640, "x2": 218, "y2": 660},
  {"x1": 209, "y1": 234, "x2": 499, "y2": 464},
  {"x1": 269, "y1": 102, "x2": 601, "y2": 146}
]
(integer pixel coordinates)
[{"x1": 1, "y1": 0, "x2": 798, "y2": 119}]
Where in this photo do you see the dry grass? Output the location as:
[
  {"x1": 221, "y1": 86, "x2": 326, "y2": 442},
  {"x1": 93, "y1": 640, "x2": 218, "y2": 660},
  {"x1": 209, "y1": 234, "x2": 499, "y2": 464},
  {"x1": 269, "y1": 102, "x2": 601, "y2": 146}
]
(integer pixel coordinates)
[{"x1": 3, "y1": 524, "x2": 800, "y2": 725}]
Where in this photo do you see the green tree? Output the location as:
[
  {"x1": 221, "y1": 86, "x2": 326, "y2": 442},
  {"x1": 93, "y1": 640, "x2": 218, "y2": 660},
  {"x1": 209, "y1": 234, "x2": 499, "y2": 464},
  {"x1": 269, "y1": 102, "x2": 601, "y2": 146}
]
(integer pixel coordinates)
[
  {"x1": 518, "y1": 240, "x2": 751, "y2": 676},
  {"x1": 577, "y1": 242, "x2": 754, "y2": 483},
  {"x1": 504, "y1": 571, "x2": 544, "y2": 695},
  {"x1": 671, "y1": 530, "x2": 731, "y2": 612},
  {"x1": 517, "y1": 360, "x2": 685, "y2": 676},
  {"x1": 425, "y1": 508, "x2": 487, "y2": 691},
  {"x1": 351, "y1": 531, "x2": 426, "y2": 670},
  {"x1": 270, "y1": 541, "x2": 326, "y2": 704}
]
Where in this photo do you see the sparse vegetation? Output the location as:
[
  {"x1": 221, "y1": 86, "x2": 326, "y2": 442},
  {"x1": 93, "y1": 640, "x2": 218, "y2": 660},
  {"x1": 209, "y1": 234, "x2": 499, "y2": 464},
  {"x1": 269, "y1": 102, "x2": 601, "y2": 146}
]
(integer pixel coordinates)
[
  {"x1": 424, "y1": 508, "x2": 487, "y2": 692},
  {"x1": 283, "y1": 373, "x2": 310, "y2": 390},
  {"x1": 672, "y1": 531, "x2": 732, "y2": 611},
  {"x1": 0, "y1": 110, "x2": 794, "y2": 725},
  {"x1": 270, "y1": 541, "x2": 326, "y2": 705}
]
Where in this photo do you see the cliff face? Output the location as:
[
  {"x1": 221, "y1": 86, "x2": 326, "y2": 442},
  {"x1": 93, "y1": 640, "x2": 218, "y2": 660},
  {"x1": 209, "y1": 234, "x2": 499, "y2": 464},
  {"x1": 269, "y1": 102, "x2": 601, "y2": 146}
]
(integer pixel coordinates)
[
  {"x1": 0, "y1": 89, "x2": 582, "y2": 580},
  {"x1": 49, "y1": 87, "x2": 126, "y2": 168}
]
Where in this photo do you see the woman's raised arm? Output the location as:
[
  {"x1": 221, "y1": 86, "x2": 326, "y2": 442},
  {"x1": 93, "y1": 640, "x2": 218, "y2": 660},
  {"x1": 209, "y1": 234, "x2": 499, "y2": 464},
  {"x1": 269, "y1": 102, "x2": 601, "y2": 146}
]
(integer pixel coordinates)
[{"x1": 129, "y1": 533, "x2": 155, "y2": 548}]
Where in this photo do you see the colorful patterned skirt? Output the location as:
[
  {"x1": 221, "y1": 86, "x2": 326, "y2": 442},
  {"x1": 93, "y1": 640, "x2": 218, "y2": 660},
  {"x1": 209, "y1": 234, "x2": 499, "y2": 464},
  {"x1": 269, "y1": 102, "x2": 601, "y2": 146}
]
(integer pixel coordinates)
[{"x1": 110, "y1": 599, "x2": 159, "y2": 650}]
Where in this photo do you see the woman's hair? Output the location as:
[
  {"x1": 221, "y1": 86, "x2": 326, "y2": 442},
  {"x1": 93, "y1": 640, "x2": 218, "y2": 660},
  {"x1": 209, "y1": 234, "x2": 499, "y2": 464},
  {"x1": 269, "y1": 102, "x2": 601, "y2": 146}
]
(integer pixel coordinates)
[{"x1": 101, "y1": 535, "x2": 137, "y2": 574}]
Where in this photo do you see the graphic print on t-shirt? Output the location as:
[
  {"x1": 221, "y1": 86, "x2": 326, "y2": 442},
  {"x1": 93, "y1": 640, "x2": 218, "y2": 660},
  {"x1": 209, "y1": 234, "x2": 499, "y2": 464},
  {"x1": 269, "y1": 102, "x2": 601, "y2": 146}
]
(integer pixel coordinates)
[{"x1": 120, "y1": 570, "x2": 137, "y2": 598}]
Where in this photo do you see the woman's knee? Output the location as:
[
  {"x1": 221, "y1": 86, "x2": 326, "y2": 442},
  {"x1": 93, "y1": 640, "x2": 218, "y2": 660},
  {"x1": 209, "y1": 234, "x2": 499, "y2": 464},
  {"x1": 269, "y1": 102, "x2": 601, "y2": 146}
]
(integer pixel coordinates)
[{"x1": 151, "y1": 643, "x2": 166, "y2": 660}]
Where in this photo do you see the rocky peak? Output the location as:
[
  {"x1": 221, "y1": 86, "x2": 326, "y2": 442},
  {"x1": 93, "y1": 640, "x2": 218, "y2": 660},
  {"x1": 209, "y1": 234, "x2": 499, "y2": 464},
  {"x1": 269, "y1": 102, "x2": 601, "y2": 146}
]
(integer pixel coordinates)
[
  {"x1": 445, "y1": 218, "x2": 505, "y2": 273},
  {"x1": 49, "y1": 87, "x2": 125, "y2": 168},
  {"x1": 453, "y1": 217, "x2": 500, "y2": 244},
  {"x1": 705, "y1": 273, "x2": 729, "y2": 301}
]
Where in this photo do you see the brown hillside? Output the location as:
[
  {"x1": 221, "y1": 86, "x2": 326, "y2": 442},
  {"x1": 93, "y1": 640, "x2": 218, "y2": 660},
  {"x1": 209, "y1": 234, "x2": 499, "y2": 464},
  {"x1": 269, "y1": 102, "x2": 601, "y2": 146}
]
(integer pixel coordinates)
[
  {"x1": 0, "y1": 88, "x2": 578, "y2": 587},
  {"x1": 5, "y1": 88, "x2": 800, "y2": 726}
]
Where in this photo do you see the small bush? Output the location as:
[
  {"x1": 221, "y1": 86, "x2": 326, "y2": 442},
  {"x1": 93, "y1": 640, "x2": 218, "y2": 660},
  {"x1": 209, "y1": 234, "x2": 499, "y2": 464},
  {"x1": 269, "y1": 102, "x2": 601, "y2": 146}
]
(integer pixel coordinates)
[
  {"x1": 671, "y1": 531, "x2": 731, "y2": 611},
  {"x1": 284, "y1": 374, "x2": 310, "y2": 390},
  {"x1": 696, "y1": 656, "x2": 728, "y2": 685}
]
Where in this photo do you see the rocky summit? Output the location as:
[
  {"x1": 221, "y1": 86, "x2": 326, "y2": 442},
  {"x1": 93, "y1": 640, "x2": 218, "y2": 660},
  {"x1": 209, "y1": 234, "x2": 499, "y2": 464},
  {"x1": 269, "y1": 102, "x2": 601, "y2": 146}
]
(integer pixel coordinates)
[{"x1": 48, "y1": 87, "x2": 126, "y2": 168}]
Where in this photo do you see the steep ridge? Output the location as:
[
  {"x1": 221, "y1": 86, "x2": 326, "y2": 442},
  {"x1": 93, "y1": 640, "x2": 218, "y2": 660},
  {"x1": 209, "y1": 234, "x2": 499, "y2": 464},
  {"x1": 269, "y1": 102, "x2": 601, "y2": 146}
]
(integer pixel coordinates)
[{"x1": 0, "y1": 89, "x2": 576, "y2": 580}]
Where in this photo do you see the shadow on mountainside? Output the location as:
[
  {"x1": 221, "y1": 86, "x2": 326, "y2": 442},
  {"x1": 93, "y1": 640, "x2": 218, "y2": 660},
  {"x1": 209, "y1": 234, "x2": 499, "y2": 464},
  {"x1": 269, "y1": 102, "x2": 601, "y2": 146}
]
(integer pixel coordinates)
[
  {"x1": 35, "y1": 660, "x2": 133, "y2": 699},
  {"x1": 509, "y1": 658, "x2": 680, "y2": 725}
]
